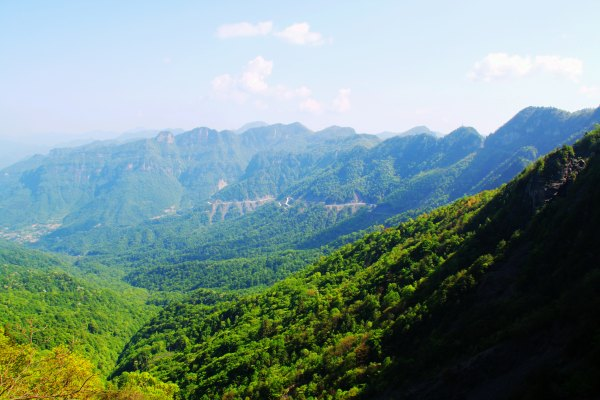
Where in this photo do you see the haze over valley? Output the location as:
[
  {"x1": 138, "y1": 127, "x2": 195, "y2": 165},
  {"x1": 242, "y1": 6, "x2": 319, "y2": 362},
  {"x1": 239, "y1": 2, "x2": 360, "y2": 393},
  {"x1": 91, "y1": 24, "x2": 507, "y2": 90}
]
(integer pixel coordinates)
[{"x1": 1, "y1": 2, "x2": 599, "y2": 399}]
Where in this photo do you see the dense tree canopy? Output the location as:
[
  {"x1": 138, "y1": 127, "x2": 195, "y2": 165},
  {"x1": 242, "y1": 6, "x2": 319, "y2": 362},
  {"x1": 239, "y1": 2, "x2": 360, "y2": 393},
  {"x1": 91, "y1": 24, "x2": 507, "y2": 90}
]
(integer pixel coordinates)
[
  {"x1": 112, "y1": 128, "x2": 600, "y2": 399},
  {"x1": 0, "y1": 112, "x2": 598, "y2": 399}
]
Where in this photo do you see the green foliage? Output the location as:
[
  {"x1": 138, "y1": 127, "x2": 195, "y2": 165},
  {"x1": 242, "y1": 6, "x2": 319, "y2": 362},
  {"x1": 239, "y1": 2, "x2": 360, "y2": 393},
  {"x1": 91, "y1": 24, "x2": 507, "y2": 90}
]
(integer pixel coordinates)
[
  {"x1": 113, "y1": 128, "x2": 600, "y2": 399},
  {"x1": 0, "y1": 327, "x2": 103, "y2": 399},
  {"x1": 113, "y1": 191, "x2": 495, "y2": 398},
  {"x1": 11, "y1": 107, "x2": 594, "y2": 298},
  {"x1": 126, "y1": 249, "x2": 322, "y2": 291},
  {"x1": 286, "y1": 128, "x2": 483, "y2": 204},
  {"x1": 42, "y1": 202, "x2": 360, "y2": 292},
  {"x1": 110, "y1": 371, "x2": 179, "y2": 400},
  {"x1": 1, "y1": 114, "x2": 600, "y2": 399},
  {"x1": 0, "y1": 123, "x2": 378, "y2": 233},
  {"x1": 0, "y1": 241, "x2": 154, "y2": 375},
  {"x1": 0, "y1": 327, "x2": 178, "y2": 399}
]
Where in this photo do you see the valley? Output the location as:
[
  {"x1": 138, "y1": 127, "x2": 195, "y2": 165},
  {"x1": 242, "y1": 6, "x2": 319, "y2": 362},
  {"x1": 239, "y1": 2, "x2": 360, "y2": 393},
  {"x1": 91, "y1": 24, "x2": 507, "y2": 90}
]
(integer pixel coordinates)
[
  {"x1": 0, "y1": 105, "x2": 599, "y2": 399},
  {"x1": 3, "y1": 3, "x2": 599, "y2": 398}
]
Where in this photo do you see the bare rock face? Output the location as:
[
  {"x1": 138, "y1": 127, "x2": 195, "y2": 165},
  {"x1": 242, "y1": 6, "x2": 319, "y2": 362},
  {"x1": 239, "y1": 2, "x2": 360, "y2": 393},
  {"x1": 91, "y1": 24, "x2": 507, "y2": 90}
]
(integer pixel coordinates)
[
  {"x1": 155, "y1": 131, "x2": 175, "y2": 144},
  {"x1": 525, "y1": 148, "x2": 586, "y2": 210},
  {"x1": 217, "y1": 179, "x2": 228, "y2": 190}
]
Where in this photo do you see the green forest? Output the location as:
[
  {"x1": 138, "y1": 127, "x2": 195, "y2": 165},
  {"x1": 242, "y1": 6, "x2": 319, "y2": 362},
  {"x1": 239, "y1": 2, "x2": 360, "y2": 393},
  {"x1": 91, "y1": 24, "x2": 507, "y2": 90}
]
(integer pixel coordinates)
[
  {"x1": 0, "y1": 109, "x2": 599, "y2": 399},
  {"x1": 2, "y1": 0, "x2": 600, "y2": 397},
  {"x1": 111, "y1": 129, "x2": 600, "y2": 398}
]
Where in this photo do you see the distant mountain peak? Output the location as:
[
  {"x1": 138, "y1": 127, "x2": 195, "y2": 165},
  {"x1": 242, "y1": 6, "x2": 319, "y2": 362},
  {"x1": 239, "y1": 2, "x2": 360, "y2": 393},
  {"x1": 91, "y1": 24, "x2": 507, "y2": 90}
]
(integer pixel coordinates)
[
  {"x1": 117, "y1": 128, "x2": 184, "y2": 142},
  {"x1": 282, "y1": 122, "x2": 309, "y2": 131},
  {"x1": 155, "y1": 131, "x2": 175, "y2": 144},
  {"x1": 442, "y1": 126, "x2": 484, "y2": 151},
  {"x1": 404, "y1": 125, "x2": 434, "y2": 134},
  {"x1": 486, "y1": 105, "x2": 600, "y2": 151},
  {"x1": 446, "y1": 126, "x2": 481, "y2": 138},
  {"x1": 242, "y1": 122, "x2": 311, "y2": 138},
  {"x1": 235, "y1": 121, "x2": 269, "y2": 134},
  {"x1": 316, "y1": 126, "x2": 357, "y2": 139},
  {"x1": 377, "y1": 125, "x2": 440, "y2": 140}
]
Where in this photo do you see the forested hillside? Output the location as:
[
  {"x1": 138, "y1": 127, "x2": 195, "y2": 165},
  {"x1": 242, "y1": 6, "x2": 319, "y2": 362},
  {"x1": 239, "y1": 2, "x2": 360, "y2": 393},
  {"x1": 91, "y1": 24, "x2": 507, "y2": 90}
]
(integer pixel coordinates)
[
  {"x1": 0, "y1": 240, "x2": 154, "y2": 374},
  {"x1": 0, "y1": 123, "x2": 377, "y2": 233},
  {"x1": 27, "y1": 106, "x2": 600, "y2": 296},
  {"x1": 3, "y1": 106, "x2": 597, "y2": 254},
  {"x1": 3, "y1": 1, "x2": 598, "y2": 398},
  {"x1": 112, "y1": 127, "x2": 600, "y2": 399},
  {"x1": 0, "y1": 328, "x2": 179, "y2": 399},
  {"x1": 1, "y1": 109, "x2": 598, "y2": 399}
]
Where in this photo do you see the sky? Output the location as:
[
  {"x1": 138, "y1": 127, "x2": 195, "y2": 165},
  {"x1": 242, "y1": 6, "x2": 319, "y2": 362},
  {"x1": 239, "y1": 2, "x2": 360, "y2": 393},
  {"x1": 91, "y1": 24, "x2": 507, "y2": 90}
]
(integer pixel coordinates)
[{"x1": 1, "y1": 0, "x2": 599, "y2": 144}]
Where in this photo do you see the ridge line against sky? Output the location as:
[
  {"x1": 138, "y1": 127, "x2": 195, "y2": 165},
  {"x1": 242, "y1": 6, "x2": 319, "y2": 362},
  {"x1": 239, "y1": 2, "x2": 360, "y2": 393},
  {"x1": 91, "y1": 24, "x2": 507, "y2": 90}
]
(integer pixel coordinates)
[{"x1": 0, "y1": 0, "x2": 599, "y2": 143}]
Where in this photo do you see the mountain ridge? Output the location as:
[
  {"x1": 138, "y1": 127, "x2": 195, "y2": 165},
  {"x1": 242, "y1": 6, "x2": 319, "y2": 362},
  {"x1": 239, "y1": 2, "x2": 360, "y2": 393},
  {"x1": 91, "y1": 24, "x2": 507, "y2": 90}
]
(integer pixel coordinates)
[
  {"x1": 2, "y1": 107, "x2": 599, "y2": 294},
  {"x1": 0, "y1": 110, "x2": 599, "y2": 399},
  {"x1": 110, "y1": 126, "x2": 600, "y2": 399}
]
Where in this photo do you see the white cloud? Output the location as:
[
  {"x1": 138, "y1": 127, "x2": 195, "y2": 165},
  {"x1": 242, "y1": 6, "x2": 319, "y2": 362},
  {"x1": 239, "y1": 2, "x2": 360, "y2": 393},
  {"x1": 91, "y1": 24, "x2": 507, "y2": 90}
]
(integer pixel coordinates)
[
  {"x1": 275, "y1": 23, "x2": 324, "y2": 46},
  {"x1": 216, "y1": 21, "x2": 273, "y2": 38},
  {"x1": 300, "y1": 98, "x2": 324, "y2": 114},
  {"x1": 468, "y1": 53, "x2": 533, "y2": 82},
  {"x1": 332, "y1": 88, "x2": 351, "y2": 113},
  {"x1": 215, "y1": 21, "x2": 329, "y2": 47},
  {"x1": 301, "y1": 90, "x2": 351, "y2": 114},
  {"x1": 212, "y1": 57, "x2": 350, "y2": 116},
  {"x1": 468, "y1": 53, "x2": 583, "y2": 82},
  {"x1": 211, "y1": 57, "x2": 273, "y2": 101},
  {"x1": 241, "y1": 56, "x2": 273, "y2": 93},
  {"x1": 211, "y1": 56, "x2": 312, "y2": 106}
]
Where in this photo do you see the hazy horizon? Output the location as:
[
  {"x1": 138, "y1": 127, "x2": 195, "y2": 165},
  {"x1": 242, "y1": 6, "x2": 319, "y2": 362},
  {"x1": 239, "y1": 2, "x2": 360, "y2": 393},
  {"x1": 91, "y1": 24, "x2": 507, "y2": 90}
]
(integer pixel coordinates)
[{"x1": 1, "y1": 1, "x2": 599, "y2": 142}]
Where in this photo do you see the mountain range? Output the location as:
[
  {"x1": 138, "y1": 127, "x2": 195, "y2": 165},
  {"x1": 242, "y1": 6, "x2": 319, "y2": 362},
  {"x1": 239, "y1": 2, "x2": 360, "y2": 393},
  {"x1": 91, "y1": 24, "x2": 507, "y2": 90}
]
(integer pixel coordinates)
[
  {"x1": 2, "y1": 107, "x2": 599, "y2": 248},
  {"x1": 375, "y1": 125, "x2": 441, "y2": 140},
  {"x1": 0, "y1": 106, "x2": 599, "y2": 399},
  {"x1": 112, "y1": 125, "x2": 600, "y2": 399},
  {"x1": 0, "y1": 106, "x2": 597, "y2": 293}
]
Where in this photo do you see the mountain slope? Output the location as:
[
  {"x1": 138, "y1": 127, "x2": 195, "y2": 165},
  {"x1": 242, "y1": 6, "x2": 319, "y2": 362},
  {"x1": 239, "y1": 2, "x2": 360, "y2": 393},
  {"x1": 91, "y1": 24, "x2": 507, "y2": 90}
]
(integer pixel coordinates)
[
  {"x1": 27, "y1": 107, "x2": 600, "y2": 296},
  {"x1": 376, "y1": 125, "x2": 441, "y2": 140},
  {"x1": 0, "y1": 123, "x2": 377, "y2": 235},
  {"x1": 285, "y1": 126, "x2": 483, "y2": 204},
  {"x1": 5, "y1": 107, "x2": 596, "y2": 246},
  {"x1": 0, "y1": 240, "x2": 154, "y2": 374},
  {"x1": 456, "y1": 105, "x2": 600, "y2": 194},
  {"x1": 301, "y1": 106, "x2": 600, "y2": 240},
  {"x1": 112, "y1": 127, "x2": 600, "y2": 399}
]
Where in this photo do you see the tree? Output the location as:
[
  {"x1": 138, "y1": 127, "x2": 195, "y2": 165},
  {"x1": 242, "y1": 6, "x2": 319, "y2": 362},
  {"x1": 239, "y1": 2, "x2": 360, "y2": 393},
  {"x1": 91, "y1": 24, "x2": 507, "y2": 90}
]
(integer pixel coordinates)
[
  {"x1": 0, "y1": 328, "x2": 103, "y2": 399},
  {"x1": 102, "y1": 372, "x2": 179, "y2": 400}
]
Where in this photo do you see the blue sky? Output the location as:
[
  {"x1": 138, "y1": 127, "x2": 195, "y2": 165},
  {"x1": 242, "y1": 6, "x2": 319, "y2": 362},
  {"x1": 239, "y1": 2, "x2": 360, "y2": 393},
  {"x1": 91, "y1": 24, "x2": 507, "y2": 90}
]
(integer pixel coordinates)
[{"x1": 1, "y1": 0, "x2": 599, "y2": 142}]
